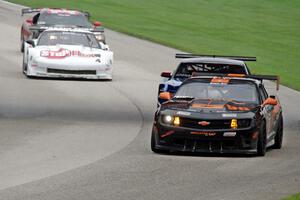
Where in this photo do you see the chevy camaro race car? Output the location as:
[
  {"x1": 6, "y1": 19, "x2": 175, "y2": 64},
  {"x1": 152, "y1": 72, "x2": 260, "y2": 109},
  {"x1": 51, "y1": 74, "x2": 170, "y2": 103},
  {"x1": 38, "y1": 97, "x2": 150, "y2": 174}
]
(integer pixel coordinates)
[
  {"x1": 21, "y1": 8, "x2": 105, "y2": 52},
  {"x1": 23, "y1": 28, "x2": 113, "y2": 80},
  {"x1": 151, "y1": 74, "x2": 283, "y2": 156},
  {"x1": 158, "y1": 54, "x2": 255, "y2": 104}
]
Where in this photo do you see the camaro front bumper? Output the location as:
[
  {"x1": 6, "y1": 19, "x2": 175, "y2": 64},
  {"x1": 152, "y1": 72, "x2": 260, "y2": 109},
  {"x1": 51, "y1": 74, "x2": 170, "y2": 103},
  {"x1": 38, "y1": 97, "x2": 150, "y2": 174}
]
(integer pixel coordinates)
[{"x1": 152, "y1": 124, "x2": 259, "y2": 154}]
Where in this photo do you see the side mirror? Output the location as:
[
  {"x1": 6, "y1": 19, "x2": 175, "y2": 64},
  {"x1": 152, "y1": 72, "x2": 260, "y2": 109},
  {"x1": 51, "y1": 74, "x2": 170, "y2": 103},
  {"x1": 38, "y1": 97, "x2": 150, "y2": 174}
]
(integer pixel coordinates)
[
  {"x1": 159, "y1": 92, "x2": 172, "y2": 100},
  {"x1": 99, "y1": 42, "x2": 109, "y2": 50},
  {"x1": 26, "y1": 40, "x2": 35, "y2": 47},
  {"x1": 161, "y1": 71, "x2": 172, "y2": 78},
  {"x1": 262, "y1": 97, "x2": 278, "y2": 107},
  {"x1": 26, "y1": 18, "x2": 33, "y2": 24},
  {"x1": 93, "y1": 21, "x2": 102, "y2": 27}
]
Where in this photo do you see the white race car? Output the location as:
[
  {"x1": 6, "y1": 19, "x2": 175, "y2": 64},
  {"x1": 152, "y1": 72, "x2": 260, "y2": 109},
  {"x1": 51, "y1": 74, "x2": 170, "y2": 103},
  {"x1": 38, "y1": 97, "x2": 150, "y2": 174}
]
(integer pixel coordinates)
[{"x1": 23, "y1": 28, "x2": 113, "y2": 80}]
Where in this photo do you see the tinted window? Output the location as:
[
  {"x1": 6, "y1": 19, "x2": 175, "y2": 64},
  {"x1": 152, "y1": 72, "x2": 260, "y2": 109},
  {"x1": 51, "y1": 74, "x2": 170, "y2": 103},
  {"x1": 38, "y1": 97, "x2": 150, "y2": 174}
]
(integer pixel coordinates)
[
  {"x1": 259, "y1": 85, "x2": 269, "y2": 102},
  {"x1": 38, "y1": 31, "x2": 100, "y2": 48},
  {"x1": 174, "y1": 63, "x2": 247, "y2": 80},
  {"x1": 37, "y1": 12, "x2": 92, "y2": 27},
  {"x1": 175, "y1": 81, "x2": 259, "y2": 104}
]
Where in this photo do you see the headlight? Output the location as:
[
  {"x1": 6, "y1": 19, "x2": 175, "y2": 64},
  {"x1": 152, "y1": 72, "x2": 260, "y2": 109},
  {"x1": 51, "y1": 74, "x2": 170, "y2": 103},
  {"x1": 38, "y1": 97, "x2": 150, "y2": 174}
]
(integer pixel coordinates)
[
  {"x1": 230, "y1": 119, "x2": 251, "y2": 129},
  {"x1": 163, "y1": 115, "x2": 173, "y2": 124},
  {"x1": 237, "y1": 119, "x2": 251, "y2": 128},
  {"x1": 95, "y1": 34, "x2": 105, "y2": 42},
  {"x1": 162, "y1": 115, "x2": 180, "y2": 126},
  {"x1": 174, "y1": 117, "x2": 180, "y2": 126},
  {"x1": 231, "y1": 119, "x2": 238, "y2": 129}
]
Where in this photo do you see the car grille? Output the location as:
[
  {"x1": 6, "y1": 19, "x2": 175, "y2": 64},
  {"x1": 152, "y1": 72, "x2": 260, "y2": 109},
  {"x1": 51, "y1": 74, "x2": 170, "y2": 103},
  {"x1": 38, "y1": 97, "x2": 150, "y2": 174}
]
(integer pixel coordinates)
[
  {"x1": 172, "y1": 137, "x2": 236, "y2": 152},
  {"x1": 179, "y1": 118, "x2": 251, "y2": 129},
  {"x1": 47, "y1": 68, "x2": 96, "y2": 75}
]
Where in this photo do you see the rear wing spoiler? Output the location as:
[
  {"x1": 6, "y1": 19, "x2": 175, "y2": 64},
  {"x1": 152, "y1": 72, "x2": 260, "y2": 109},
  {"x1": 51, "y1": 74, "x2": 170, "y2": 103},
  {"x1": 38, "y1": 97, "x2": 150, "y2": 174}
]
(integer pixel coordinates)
[
  {"x1": 21, "y1": 8, "x2": 41, "y2": 16},
  {"x1": 191, "y1": 73, "x2": 280, "y2": 90},
  {"x1": 175, "y1": 53, "x2": 257, "y2": 61},
  {"x1": 21, "y1": 8, "x2": 90, "y2": 18}
]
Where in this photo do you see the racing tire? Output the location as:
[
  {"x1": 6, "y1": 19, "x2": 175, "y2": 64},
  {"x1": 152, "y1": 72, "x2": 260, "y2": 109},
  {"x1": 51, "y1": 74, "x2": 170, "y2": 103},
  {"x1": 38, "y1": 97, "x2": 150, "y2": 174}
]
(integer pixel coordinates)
[
  {"x1": 257, "y1": 121, "x2": 267, "y2": 156},
  {"x1": 20, "y1": 32, "x2": 24, "y2": 53},
  {"x1": 151, "y1": 129, "x2": 167, "y2": 154},
  {"x1": 21, "y1": 41, "x2": 24, "y2": 53},
  {"x1": 272, "y1": 114, "x2": 283, "y2": 149},
  {"x1": 22, "y1": 54, "x2": 27, "y2": 75}
]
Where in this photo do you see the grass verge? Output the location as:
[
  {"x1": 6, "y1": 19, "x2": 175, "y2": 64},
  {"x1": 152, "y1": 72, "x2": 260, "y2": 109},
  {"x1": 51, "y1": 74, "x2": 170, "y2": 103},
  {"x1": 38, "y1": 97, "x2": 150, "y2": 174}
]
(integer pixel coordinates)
[
  {"x1": 283, "y1": 193, "x2": 300, "y2": 200},
  {"x1": 7, "y1": 0, "x2": 300, "y2": 90}
]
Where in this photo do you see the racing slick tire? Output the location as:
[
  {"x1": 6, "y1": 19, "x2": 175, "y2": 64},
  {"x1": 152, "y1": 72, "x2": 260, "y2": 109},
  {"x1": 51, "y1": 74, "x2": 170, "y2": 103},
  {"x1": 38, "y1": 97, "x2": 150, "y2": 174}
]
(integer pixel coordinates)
[
  {"x1": 22, "y1": 54, "x2": 33, "y2": 78},
  {"x1": 151, "y1": 128, "x2": 168, "y2": 154},
  {"x1": 272, "y1": 113, "x2": 283, "y2": 149},
  {"x1": 257, "y1": 121, "x2": 267, "y2": 156},
  {"x1": 20, "y1": 32, "x2": 24, "y2": 53},
  {"x1": 22, "y1": 54, "x2": 27, "y2": 75}
]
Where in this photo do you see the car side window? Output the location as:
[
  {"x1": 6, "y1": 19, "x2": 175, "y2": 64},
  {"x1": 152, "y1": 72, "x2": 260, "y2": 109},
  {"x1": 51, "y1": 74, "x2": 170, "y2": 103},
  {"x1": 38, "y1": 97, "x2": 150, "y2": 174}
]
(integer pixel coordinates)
[
  {"x1": 32, "y1": 13, "x2": 40, "y2": 25},
  {"x1": 259, "y1": 85, "x2": 268, "y2": 102}
]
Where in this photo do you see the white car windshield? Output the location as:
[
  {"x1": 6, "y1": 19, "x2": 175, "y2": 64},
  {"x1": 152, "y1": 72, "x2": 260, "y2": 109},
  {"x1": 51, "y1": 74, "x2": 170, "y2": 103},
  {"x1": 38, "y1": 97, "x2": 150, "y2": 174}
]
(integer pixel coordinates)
[{"x1": 38, "y1": 31, "x2": 100, "y2": 48}]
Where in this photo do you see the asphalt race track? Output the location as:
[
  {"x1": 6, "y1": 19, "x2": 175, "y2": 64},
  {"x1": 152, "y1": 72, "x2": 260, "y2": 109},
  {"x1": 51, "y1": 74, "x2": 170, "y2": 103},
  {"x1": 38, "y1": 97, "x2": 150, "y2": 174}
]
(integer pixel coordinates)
[{"x1": 0, "y1": 1, "x2": 299, "y2": 200}]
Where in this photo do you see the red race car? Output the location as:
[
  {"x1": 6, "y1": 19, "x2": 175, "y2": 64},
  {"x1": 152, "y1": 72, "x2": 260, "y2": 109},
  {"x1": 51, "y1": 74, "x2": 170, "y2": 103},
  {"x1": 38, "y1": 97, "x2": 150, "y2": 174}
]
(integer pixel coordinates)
[{"x1": 20, "y1": 8, "x2": 105, "y2": 52}]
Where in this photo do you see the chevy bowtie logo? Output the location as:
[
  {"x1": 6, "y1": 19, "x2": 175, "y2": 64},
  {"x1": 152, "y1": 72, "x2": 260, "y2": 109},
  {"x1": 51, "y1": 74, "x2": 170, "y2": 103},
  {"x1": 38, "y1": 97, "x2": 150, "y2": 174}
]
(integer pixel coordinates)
[{"x1": 198, "y1": 121, "x2": 210, "y2": 126}]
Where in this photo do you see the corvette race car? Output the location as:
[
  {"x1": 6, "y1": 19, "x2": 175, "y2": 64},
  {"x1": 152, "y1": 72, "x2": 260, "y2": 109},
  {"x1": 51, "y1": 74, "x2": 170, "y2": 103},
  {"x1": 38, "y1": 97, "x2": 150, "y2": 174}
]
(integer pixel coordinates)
[
  {"x1": 23, "y1": 28, "x2": 113, "y2": 80},
  {"x1": 152, "y1": 74, "x2": 283, "y2": 156},
  {"x1": 158, "y1": 54, "x2": 255, "y2": 104},
  {"x1": 20, "y1": 8, "x2": 105, "y2": 52}
]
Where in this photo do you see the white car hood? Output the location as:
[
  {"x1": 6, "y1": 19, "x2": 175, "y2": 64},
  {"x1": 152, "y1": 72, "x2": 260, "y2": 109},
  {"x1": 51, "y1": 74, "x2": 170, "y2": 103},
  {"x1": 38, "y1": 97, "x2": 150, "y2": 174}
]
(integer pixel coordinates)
[{"x1": 30, "y1": 45, "x2": 113, "y2": 67}]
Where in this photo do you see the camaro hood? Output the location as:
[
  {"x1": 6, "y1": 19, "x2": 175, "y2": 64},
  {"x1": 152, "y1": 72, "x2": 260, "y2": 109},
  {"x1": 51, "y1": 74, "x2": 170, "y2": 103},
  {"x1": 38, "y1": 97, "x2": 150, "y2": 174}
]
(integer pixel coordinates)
[{"x1": 162, "y1": 99, "x2": 258, "y2": 113}]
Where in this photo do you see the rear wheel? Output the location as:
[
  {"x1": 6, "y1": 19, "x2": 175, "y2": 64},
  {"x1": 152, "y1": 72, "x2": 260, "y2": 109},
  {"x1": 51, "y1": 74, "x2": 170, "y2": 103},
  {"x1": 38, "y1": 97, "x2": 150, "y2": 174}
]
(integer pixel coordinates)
[
  {"x1": 272, "y1": 114, "x2": 283, "y2": 149},
  {"x1": 257, "y1": 121, "x2": 267, "y2": 156}
]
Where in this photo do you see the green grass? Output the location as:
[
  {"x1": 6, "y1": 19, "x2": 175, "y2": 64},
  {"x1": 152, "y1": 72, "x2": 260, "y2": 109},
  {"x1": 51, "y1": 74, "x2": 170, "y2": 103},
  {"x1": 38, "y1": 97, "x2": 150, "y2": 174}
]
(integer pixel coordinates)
[
  {"x1": 283, "y1": 193, "x2": 300, "y2": 200},
  {"x1": 8, "y1": 0, "x2": 300, "y2": 90}
]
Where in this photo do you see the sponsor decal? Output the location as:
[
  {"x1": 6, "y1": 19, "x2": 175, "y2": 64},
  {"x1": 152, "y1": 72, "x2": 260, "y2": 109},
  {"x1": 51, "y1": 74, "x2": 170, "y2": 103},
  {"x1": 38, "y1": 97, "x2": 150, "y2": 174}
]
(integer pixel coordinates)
[
  {"x1": 223, "y1": 132, "x2": 236, "y2": 137},
  {"x1": 222, "y1": 113, "x2": 237, "y2": 118},
  {"x1": 40, "y1": 48, "x2": 100, "y2": 59},
  {"x1": 176, "y1": 111, "x2": 191, "y2": 116},
  {"x1": 160, "y1": 130, "x2": 175, "y2": 138},
  {"x1": 210, "y1": 77, "x2": 230, "y2": 84},
  {"x1": 191, "y1": 131, "x2": 216, "y2": 136}
]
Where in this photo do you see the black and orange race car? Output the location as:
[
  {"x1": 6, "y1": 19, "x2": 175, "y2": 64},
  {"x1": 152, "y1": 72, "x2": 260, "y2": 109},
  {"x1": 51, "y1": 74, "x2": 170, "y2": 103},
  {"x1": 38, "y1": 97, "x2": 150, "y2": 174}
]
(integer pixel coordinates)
[
  {"x1": 20, "y1": 8, "x2": 105, "y2": 52},
  {"x1": 151, "y1": 74, "x2": 283, "y2": 156}
]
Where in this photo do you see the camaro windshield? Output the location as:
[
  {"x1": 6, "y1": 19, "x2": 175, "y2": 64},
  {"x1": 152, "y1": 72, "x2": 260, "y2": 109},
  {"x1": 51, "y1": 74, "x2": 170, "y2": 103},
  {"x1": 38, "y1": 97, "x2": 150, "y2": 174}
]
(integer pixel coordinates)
[
  {"x1": 37, "y1": 12, "x2": 92, "y2": 27},
  {"x1": 175, "y1": 81, "x2": 259, "y2": 104},
  {"x1": 38, "y1": 31, "x2": 100, "y2": 48}
]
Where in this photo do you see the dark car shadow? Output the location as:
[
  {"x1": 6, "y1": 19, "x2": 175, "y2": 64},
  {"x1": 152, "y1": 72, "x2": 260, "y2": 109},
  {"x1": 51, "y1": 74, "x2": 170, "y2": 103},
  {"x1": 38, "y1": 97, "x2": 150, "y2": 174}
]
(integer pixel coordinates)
[
  {"x1": 154, "y1": 148, "x2": 275, "y2": 158},
  {"x1": 26, "y1": 76, "x2": 112, "y2": 82},
  {"x1": 157, "y1": 151, "x2": 257, "y2": 158}
]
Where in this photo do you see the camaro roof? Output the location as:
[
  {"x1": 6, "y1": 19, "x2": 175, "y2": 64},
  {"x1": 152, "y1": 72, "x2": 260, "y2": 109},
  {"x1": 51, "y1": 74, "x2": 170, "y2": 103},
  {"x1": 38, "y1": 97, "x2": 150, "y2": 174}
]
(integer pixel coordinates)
[
  {"x1": 180, "y1": 57, "x2": 246, "y2": 66},
  {"x1": 187, "y1": 76, "x2": 261, "y2": 85}
]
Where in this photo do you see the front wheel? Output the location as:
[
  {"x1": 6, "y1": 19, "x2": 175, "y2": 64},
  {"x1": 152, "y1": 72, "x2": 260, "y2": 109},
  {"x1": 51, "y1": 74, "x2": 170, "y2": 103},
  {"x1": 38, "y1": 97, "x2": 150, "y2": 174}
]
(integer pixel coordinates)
[
  {"x1": 22, "y1": 54, "x2": 27, "y2": 74},
  {"x1": 20, "y1": 31, "x2": 24, "y2": 53},
  {"x1": 151, "y1": 127, "x2": 167, "y2": 154},
  {"x1": 257, "y1": 121, "x2": 267, "y2": 156},
  {"x1": 272, "y1": 114, "x2": 283, "y2": 149}
]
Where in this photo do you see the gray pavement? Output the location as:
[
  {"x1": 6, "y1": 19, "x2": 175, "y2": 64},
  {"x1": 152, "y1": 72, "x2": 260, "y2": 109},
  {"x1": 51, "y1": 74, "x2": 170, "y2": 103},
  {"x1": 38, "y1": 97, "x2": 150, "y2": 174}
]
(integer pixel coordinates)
[{"x1": 0, "y1": 1, "x2": 299, "y2": 199}]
